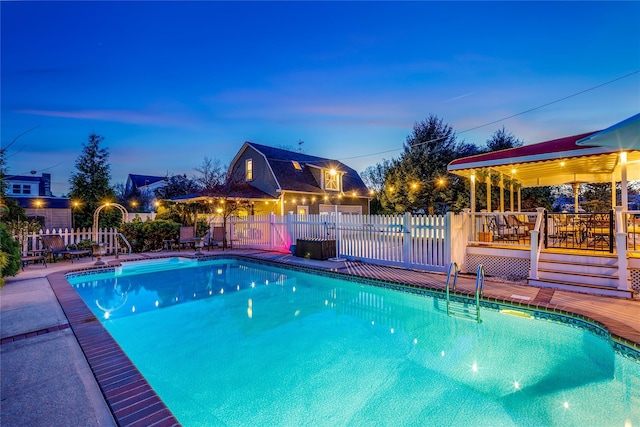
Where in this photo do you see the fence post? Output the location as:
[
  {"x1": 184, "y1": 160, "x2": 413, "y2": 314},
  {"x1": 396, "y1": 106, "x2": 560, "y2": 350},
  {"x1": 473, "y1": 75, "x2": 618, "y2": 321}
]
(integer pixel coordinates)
[
  {"x1": 269, "y1": 212, "x2": 275, "y2": 251},
  {"x1": 444, "y1": 212, "x2": 452, "y2": 267},
  {"x1": 403, "y1": 212, "x2": 411, "y2": 268}
]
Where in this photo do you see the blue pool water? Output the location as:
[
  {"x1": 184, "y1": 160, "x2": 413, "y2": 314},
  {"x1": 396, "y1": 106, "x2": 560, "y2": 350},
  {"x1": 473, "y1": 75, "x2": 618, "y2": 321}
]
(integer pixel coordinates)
[{"x1": 68, "y1": 258, "x2": 640, "y2": 426}]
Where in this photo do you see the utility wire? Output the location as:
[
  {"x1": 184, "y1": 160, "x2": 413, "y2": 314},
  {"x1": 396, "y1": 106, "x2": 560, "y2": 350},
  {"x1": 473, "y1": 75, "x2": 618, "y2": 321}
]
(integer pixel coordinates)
[{"x1": 339, "y1": 69, "x2": 640, "y2": 161}]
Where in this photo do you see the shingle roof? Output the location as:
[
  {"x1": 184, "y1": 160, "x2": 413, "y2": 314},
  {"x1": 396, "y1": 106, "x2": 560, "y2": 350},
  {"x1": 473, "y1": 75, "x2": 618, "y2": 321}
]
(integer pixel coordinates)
[
  {"x1": 128, "y1": 174, "x2": 166, "y2": 189},
  {"x1": 246, "y1": 142, "x2": 369, "y2": 195}
]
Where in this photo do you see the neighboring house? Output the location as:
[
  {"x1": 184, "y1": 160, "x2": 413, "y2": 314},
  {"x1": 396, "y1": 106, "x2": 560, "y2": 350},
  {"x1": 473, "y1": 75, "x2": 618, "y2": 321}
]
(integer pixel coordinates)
[
  {"x1": 125, "y1": 174, "x2": 167, "y2": 211},
  {"x1": 4, "y1": 173, "x2": 71, "y2": 229},
  {"x1": 125, "y1": 174, "x2": 167, "y2": 195},
  {"x1": 227, "y1": 142, "x2": 371, "y2": 215}
]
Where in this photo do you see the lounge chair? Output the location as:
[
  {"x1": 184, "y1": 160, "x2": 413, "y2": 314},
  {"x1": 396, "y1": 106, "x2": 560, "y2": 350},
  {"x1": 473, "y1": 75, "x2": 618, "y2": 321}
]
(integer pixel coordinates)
[
  {"x1": 179, "y1": 226, "x2": 196, "y2": 250},
  {"x1": 21, "y1": 254, "x2": 47, "y2": 271},
  {"x1": 40, "y1": 235, "x2": 92, "y2": 262}
]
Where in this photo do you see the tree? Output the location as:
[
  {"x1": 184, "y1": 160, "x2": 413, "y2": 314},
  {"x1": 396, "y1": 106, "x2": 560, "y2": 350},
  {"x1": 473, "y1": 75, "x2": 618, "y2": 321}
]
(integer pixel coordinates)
[
  {"x1": 485, "y1": 126, "x2": 523, "y2": 152},
  {"x1": 154, "y1": 174, "x2": 200, "y2": 200},
  {"x1": 194, "y1": 157, "x2": 226, "y2": 192},
  {"x1": 361, "y1": 159, "x2": 393, "y2": 214},
  {"x1": 68, "y1": 133, "x2": 120, "y2": 230},
  {"x1": 0, "y1": 221, "x2": 21, "y2": 285},
  {"x1": 382, "y1": 114, "x2": 479, "y2": 214}
]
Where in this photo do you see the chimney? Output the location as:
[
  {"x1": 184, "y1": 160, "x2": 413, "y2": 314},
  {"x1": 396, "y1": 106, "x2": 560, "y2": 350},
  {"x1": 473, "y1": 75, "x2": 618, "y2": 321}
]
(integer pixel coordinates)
[{"x1": 41, "y1": 173, "x2": 52, "y2": 196}]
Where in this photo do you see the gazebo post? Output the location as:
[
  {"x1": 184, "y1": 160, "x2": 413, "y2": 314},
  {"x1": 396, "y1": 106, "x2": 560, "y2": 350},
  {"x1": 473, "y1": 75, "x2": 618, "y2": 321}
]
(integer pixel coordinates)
[
  {"x1": 572, "y1": 183, "x2": 580, "y2": 213},
  {"x1": 486, "y1": 179, "x2": 491, "y2": 212},
  {"x1": 470, "y1": 173, "x2": 476, "y2": 214},
  {"x1": 510, "y1": 183, "x2": 514, "y2": 212},
  {"x1": 620, "y1": 152, "x2": 628, "y2": 210},
  {"x1": 517, "y1": 187, "x2": 522, "y2": 212},
  {"x1": 499, "y1": 173, "x2": 504, "y2": 212},
  {"x1": 611, "y1": 176, "x2": 617, "y2": 208}
]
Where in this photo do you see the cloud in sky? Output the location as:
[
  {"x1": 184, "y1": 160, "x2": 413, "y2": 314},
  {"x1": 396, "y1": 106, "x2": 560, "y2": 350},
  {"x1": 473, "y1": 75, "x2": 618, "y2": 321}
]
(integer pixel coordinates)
[
  {"x1": 2, "y1": 1, "x2": 639, "y2": 196},
  {"x1": 16, "y1": 108, "x2": 201, "y2": 129}
]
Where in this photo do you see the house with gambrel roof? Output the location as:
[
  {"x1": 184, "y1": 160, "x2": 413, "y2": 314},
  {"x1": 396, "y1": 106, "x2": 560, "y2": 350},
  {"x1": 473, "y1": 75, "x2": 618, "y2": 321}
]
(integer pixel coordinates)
[{"x1": 227, "y1": 142, "x2": 371, "y2": 215}]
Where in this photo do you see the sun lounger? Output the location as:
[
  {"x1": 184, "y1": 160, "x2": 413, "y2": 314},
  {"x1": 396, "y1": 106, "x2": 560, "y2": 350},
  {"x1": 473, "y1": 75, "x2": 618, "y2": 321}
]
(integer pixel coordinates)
[
  {"x1": 21, "y1": 254, "x2": 47, "y2": 271},
  {"x1": 40, "y1": 235, "x2": 92, "y2": 262}
]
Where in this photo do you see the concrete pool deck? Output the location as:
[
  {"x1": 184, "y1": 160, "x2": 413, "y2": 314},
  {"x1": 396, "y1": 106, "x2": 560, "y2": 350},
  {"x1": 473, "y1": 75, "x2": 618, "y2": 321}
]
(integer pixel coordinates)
[{"x1": 2, "y1": 249, "x2": 640, "y2": 426}]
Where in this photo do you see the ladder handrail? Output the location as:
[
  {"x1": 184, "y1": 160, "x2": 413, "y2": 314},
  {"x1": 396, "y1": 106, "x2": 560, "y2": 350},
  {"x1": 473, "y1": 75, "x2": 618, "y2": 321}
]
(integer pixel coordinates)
[
  {"x1": 445, "y1": 262, "x2": 459, "y2": 316},
  {"x1": 475, "y1": 264, "x2": 485, "y2": 322},
  {"x1": 446, "y1": 262, "x2": 484, "y2": 323},
  {"x1": 117, "y1": 233, "x2": 132, "y2": 256}
]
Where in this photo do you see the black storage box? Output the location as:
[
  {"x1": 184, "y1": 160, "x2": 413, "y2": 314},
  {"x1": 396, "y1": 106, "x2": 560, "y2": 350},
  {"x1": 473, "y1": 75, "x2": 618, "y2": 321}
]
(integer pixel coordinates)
[{"x1": 295, "y1": 238, "x2": 336, "y2": 260}]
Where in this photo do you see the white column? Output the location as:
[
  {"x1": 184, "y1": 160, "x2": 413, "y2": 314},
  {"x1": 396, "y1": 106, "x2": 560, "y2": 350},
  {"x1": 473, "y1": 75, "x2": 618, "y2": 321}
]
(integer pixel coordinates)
[
  {"x1": 510, "y1": 183, "x2": 514, "y2": 212},
  {"x1": 517, "y1": 187, "x2": 522, "y2": 212},
  {"x1": 621, "y1": 152, "x2": 628, "y2": 211},
  {"x1": 486, "y1": 179, "x2": 491, "y2": 212},
  {"x1": 499, "y1": 173, "x2": 504, "y2": 212},
  {"x1": 470, "y1": 173, "x2": 476, "y2": 213}
]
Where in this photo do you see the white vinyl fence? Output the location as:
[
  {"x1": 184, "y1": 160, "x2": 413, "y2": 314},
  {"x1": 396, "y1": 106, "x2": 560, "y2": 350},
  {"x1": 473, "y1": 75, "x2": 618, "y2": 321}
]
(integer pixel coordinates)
[
  {"x1": 17, "y1": 228, "x2": 120, "y2": 255},
  {"x1": 230, "y1": 212, "x2": 460, "y2": 272}
]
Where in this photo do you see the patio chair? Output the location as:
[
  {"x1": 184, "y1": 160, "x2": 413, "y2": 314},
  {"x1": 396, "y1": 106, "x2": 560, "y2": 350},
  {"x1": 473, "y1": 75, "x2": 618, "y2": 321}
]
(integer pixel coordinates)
[
  {"x1": 505, "y1": 215, "x2": 529, "y2": 241},
  {"x1": 487, "y1": 215, "x2": 519, "y2": 242},
  {"x1": 206, "y1": 226, "x2": 226, "y2": 250},
  {"x1": 40, "y1": 235, "x2": 92, "y2": 263},
  {"x1": 179, "y1": 226, "x2": 196, "y2": 250}
]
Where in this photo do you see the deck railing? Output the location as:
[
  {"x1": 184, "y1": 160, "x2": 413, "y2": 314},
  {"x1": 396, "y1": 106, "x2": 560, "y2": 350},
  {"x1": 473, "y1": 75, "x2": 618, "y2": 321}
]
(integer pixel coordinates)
[{"x1": 465, "y1": 211, "x2": 536, "y2": 247}]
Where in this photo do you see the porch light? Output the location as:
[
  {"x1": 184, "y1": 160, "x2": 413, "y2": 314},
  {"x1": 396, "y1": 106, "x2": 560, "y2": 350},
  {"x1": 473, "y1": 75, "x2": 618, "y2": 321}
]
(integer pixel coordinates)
[
  {"x1": 438, "y1": 178, "x2": 445, "y2": 186},
  {"x1": 411, "y1": 183, "x2": 418, "y2": 190},
  {"x1": 351, "y1": 191, "x2": 356, "y2": 197},
  {"x1": 369, "y1": 190, "x2": 375, "y2": 195},
  {"x1": 560, "y1": 160, "x2": 566, "y2": 167},
  {"x1": 216, "y1": 208, "x2": 223, "y2": 213},
  {"x1": 329, "y1": 168, "x2": 337, "y2": 176},
  {"x1": 511, "y1": 168, "x2": 516, "y2": 174}
]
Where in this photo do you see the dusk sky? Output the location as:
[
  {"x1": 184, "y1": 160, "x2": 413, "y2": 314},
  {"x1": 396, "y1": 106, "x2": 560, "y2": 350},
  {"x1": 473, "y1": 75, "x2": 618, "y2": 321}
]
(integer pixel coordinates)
[{"x1": 2, "y1": 1, "x2": 639, "y2": 196}]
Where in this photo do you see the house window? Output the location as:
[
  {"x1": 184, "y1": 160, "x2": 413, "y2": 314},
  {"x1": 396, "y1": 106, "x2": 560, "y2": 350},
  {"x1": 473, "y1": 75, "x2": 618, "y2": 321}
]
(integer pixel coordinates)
[
  {"x1": 292, "y1": 161, "x2": 302, "y2": 170},
  {"x1": 324, "y1": 169, "x2": 339, "y2": 191},
  {"x1": 246, "y1": 159, "x2": 253, "y2": 181},
  {"x1": 22, "y1": 185, "x2": 31, "y2": 195},
  {"x1": 12, "y1": 184, "x2": 21, "y2": 194}
]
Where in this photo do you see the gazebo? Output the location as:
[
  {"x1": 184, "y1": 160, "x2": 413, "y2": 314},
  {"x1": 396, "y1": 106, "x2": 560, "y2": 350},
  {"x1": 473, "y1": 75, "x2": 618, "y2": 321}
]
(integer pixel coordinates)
[
  {"x1": 446, "y1": 113, "x2": 640, "y2": 296},
  {"x1": 447, "y1": 113, "x2": 640, "y2": 214}
]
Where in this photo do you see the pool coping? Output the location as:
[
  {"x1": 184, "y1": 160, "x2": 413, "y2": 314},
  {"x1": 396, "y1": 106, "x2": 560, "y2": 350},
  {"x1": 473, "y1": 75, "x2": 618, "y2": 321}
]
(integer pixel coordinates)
[{"x1": 48, "y1": 252, "x2": 640, "y2": 426}]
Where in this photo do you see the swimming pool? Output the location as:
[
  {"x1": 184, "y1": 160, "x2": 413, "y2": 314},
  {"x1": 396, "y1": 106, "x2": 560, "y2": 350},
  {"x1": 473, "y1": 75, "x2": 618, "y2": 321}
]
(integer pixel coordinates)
[{"x1": 68, "y1": 258, "x2": 640, "y2": 426}]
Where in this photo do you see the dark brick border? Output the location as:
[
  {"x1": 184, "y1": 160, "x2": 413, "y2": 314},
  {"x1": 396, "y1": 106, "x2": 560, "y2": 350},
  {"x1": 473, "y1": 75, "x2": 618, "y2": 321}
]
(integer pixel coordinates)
[{"x1": 47, "y1": 271, "x2": 180, "y2": 427}]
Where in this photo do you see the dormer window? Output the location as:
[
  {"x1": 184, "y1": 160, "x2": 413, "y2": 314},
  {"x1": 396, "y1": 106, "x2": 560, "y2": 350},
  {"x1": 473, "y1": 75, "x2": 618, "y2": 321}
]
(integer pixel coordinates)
[
  {"x1": 292, "y1": 161, "x2": 302, "y2": 170},
  {"x1": 324, "y1": 169, "x2": 339, "y2": 191},
  {"x1": 246, "y1": 159, "x2": 253, "y2": 181}
]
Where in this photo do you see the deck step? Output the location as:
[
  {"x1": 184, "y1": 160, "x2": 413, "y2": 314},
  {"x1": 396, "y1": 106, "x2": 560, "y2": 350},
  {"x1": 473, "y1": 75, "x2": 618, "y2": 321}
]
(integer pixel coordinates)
[
  {"x1": 528, "y1": 278, "x2": 632, "y2": 298},
  {"x1": 537, "y1": 268, "x2": 619, "y2": 286}
]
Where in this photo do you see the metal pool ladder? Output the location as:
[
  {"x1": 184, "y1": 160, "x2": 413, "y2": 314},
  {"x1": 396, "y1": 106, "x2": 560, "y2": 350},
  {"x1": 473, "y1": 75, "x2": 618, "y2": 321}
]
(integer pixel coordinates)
[{"x1": 446, "y1": 263, "x2": 484, "y2": 323}]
